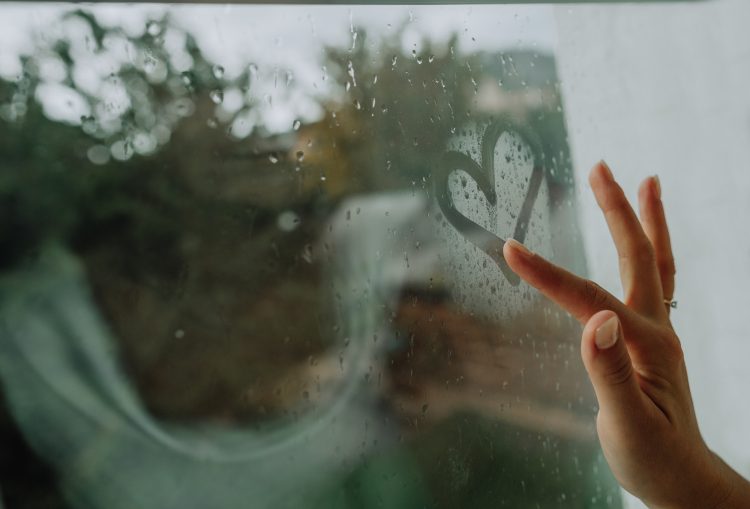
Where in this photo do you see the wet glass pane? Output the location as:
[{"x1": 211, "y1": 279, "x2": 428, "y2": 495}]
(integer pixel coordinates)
[{"x1": 6, "y1": 2, "x2": 734, "y2": 508}]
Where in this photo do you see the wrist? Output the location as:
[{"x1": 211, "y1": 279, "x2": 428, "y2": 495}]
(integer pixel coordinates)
[
  {"x1": 659, "y1": 450, "x2": 745, "y2": 509},
  {"x1": 702, "y1": 452, "x2": 736, "y2": 509},
  {"x1": 647, "y1": 447, "x2": 734, "y2": 509},
  {"x1": 707, "y1": 453, "x2": 750, "y2": 509}
]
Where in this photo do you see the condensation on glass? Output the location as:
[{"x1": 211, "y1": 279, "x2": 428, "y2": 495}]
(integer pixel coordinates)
[{"x1": 0, "y1": 4, "x2": 620, "y2": 508}]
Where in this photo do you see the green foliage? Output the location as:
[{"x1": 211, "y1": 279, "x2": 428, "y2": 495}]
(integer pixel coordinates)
[
  {"x1": 0, "y1": 12, "x2": 238, "y2": 269},
  {"x1": 0, "y1": 9, "x2": 572, "y2": 270}
]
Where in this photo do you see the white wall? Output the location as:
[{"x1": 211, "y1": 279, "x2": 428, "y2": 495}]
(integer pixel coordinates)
[{"x1": 555, "y1": 1, "x2": 750, "y2": 506}]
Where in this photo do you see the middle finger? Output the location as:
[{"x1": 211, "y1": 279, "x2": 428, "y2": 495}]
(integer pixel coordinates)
[{"x1": 589, "y1": 162, "x2": 666, "y2": 319}]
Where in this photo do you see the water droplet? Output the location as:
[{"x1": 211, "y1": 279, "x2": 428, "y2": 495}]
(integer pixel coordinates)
[
  {"x1": 292, "y1": 119, "x2": 301, "y2": 131},
  {"x1": 277, "y1": 209, "x2": 301, "y2": 233},
  {"x1": 347, "y1": 60, "x2": 356, "y2": 87},
  {"x1": 268, "y1": 152, "x2": 279, "y2": 164},
  {"x1": 174, "y1": 329, "x2": 185, "y2": 339},
  {"x1": 146, "y1": 21, "x2": 161, "y2": 37},
  {"x1": 80, "y1": 115, "x2": 96, "y2": 133},
  {"x1": 428, "y1": 55, "x2": 435, "y2": 63},
  {"x1": 248, "y1": 63, "x2": 258, "y2": 78},
  {"x1": 143, "y1": 55, "x2": 158, "y2": 73},
  {"x1": 209, "y1": 89, "x2": 224, "y2": 104},
  {"x1": 296, "y1": 150, "x2": 304, "y2": 162},
  {"x1": 302, "y1": 244, "x2": 313, "y2": 263},
  {"x1": 212, "y1": 65, "x2": 225, "y2": 79},
  {"x1": 354, "y1": 99, "x2": 361, "y2": 110},
  {"x1": 206, "y1": 117, "x2": 218, "y2": 129}
]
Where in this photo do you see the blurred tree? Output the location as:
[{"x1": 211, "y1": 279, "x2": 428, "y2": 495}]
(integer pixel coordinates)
[{"x1": 316, "y1": 28, "x2": 475, "y2": 193}]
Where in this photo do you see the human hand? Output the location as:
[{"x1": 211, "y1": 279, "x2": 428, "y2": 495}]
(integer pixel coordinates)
[{"x1": 503, "y1": 161, "x2": 750, "y2": 509}]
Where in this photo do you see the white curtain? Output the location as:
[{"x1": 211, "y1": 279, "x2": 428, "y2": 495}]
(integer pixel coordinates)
[{"x1": 556, "y1": 0, "x2": 750, "y2": 506}]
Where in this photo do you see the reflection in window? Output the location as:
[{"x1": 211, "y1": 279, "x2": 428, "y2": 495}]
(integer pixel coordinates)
[{"x1": 0, "y1": 5, "x2": 620, "y2": 508}]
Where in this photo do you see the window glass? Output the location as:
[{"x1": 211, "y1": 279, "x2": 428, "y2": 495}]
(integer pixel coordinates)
[{"x1": 2, "y1": 2, "x2": 747, "y2": 508}]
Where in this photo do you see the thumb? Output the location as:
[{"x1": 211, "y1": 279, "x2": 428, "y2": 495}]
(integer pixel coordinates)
[{"x1": 581, "y1": 310, "x2": 644, "y2": 418}]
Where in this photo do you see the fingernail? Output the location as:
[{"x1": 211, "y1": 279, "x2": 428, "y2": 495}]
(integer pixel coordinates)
[
  {"x1": 599, "y1": 160, "x2": 614, "y2": 181},
  {"x1": 595, "y1": 315, "x2": 620, "y2": 350},
  {"x1": 506, "y1": 238, "x2": 533, "y2": 258},
  {"x1": 653, "y1": 175, "x2": 661, "y2": 199}
]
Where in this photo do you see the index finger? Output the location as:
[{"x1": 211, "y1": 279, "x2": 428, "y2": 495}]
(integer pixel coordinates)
[{"x1": 503, "y1": 239, "x2": 629, "y2": 324}]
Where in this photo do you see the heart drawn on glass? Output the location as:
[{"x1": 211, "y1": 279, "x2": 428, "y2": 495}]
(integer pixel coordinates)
[{"x1": 434, "y1": 118, "x2": 545, "y2": 287}]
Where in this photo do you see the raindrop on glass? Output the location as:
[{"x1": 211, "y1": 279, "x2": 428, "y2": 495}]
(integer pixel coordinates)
[
  {"x1": 209, "y1": 89, "x2": 224, "y2": 104},
  {"x1": 346, "y1": 60, "x2": 356, "y2": 86},
  {"x1": 212, "y1": 65, "x2": 225, "y2": 80},
  {"x1": 146, "y1": 21, "x2": 161, "y2": 37},
  {"x1": 302, "y1": 244, "x2": 313, "y2": 263},
  {"x1": 80, "y1": 115, "x2": 96, "y2": 133},
  {"x1": 143, "y1": 56, "x2": 158, "y2": 73},
  {"x1": 277, "y1": 210, "x2": 300, "y2": 232}
]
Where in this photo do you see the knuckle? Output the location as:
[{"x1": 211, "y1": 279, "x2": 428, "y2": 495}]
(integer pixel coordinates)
[
  {"x1": 602, "y1": 350, "x2": 634, "y2": 387},
  {"x1": 661, "y1": 330, "x2": 684, "y2": 363},
  {"x1": 583, "y1": 280, "x2": 610, "y2": 308},
  {"x1": 657, "y1": 257, "x2": 677, "y2": 276}
]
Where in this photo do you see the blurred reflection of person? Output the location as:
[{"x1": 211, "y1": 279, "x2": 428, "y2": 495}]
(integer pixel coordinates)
[{"x1": 503, "y1": 161, "x2": 750, "y2": 509}]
